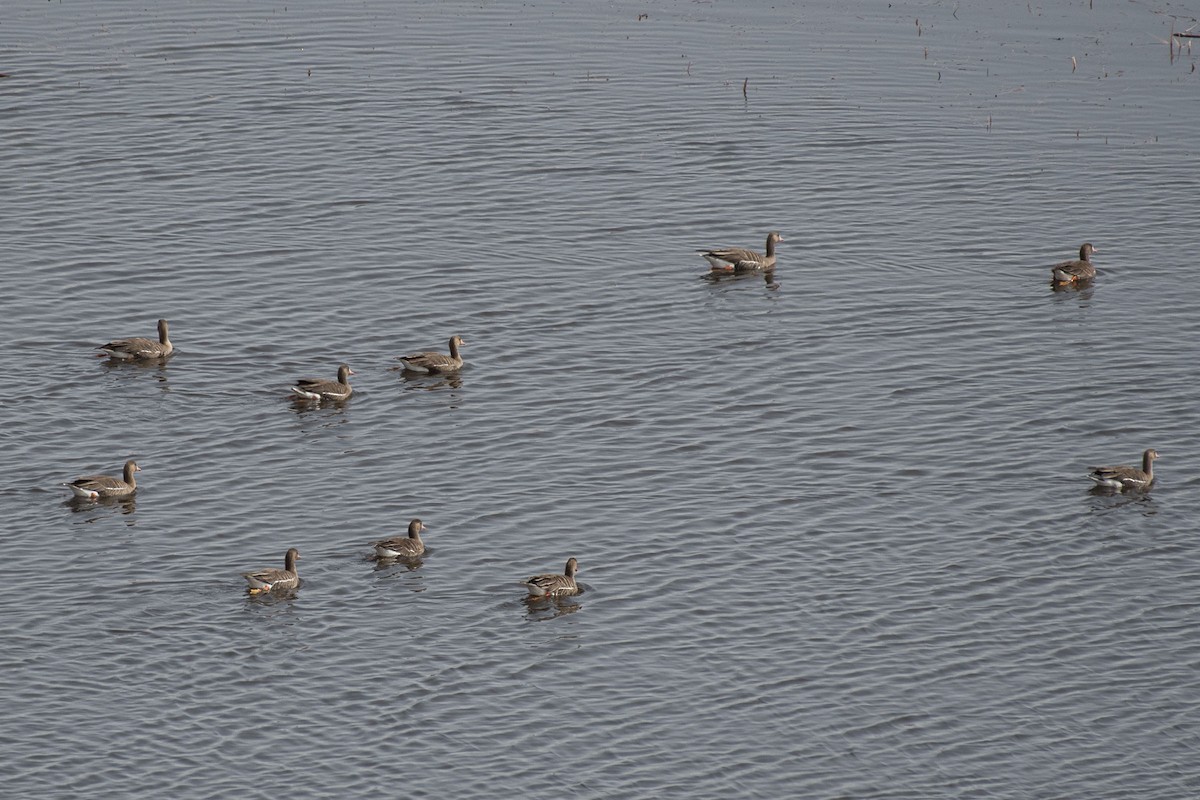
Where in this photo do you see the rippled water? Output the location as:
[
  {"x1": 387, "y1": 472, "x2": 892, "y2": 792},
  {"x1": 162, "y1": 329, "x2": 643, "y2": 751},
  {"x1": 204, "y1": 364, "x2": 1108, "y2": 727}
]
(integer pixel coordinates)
[{"x1": 3, "y1": 0, "x2": 1199, "y2": 797}]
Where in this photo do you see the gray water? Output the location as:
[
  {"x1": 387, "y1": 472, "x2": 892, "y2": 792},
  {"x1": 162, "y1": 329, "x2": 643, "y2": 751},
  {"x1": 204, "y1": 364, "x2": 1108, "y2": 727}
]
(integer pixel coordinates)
[{"x1": 3, "y1": 0, "x2": 1199, "y2": 797}]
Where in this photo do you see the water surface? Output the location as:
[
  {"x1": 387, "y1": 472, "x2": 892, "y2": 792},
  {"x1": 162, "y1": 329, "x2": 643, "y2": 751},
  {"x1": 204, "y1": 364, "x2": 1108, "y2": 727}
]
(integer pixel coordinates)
[{"x1": 3, "y1": 1, "x2": 1199, "y2": 797}]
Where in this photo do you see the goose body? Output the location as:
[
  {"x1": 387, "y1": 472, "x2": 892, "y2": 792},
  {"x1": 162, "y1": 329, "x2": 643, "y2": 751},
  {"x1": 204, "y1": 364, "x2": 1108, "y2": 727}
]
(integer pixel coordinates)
[
  {"x1": 98, "y1": 319, "x2": 173, "y2": 359},
  {"x1": 1088, "y1": 448, "x2": 1158, "y2": 491},
  {"x1": 65, "y1": 460, "x2": 141, "y2": 499},
  {"x1": 242, "y1": 548, "x2": 300, "y2": 593},
  {"x1": 372, "y1": 518, "x2": 428, "y2": 559},
  {"x1": 523, "y1": 557, "x2": 580, "y2": 598},
  {"x1": 398, "y1": 336, "x2": 466, "y2": 373},
  {"x1": 1051, "y1": 243, "x2": 1098, "y2": 284},
  {"x1": 291, "y1": 363, "x2": 354, "y2": 401},
  {"x1": 699, "y1": 232, "x2": 783, "y2": 272}
]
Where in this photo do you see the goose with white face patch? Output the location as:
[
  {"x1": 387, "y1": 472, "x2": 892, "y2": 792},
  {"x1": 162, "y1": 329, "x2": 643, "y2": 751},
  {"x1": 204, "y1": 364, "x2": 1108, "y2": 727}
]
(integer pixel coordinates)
[
  {"x1": 371, "y1": 518, "x2": 428, "y2": 559},
  {"x1": 1088, "y1": 448, "x2": 1158, "y2": 492},
  {"x1": 522, "y1": 557, "x2": 580, "y2": 598},
  {"x1": 699, "y1": 232, "x2": 783, "y2": 272},
  {"x1": 397, "y1": 335, "x2": 466, "y2": 374},
  {"x1": 1050, "y1": 243, "x2": 1098, "y2": 285},
  {"x1": 98, "y1": 319, "x2": 173, "y2": 359},
  {"x1": 65, "y1": 459, "x2": 141, "y2": 500},
  {"x1": 291, "y1": 363, "x2": 354, "y2": 401},
  {"x1": 241, "y1": 548, "x2": 300, "y2": 594}
]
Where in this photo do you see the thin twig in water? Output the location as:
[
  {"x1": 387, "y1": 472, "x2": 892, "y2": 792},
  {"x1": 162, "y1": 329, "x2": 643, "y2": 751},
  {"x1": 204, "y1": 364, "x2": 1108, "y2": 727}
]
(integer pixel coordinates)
[{"x1": 742, "y1": 78, "x2": 748, "y2": 99}]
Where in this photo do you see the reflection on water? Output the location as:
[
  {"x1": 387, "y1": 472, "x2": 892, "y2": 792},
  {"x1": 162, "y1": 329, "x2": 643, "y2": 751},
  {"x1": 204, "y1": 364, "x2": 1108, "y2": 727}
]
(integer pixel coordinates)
[
  {"x1": 99, "y1": 356, "x2": 172, "y2": 391},
  {"x1": 244, "y1": 583, "x2": 301, "y2": 606},
  {"x1": 1088, "y1": 485, "x2": 1159, "y2": 515},
  {"x1": 393, "y1": 367, "x2": 464, "y2": 393},
  {"x1": 702, "y1": 268, "x2": 780, "y2": 291},
  {"x1": 522, "y1": 588, "x2": 585, "y2": 621},
  {"x1": 65, "y1": 494, "x2": 137, "y2": 519},
  {"x1": 1050, "y1": 281, "x2": 1095, "y2": 304},
  {"x1": 370, "y1": 555, "x2": 427, "y2": 592},
  {"x1": 371, "y1": 554, "x2": 425, "y2": 573},
  {"x1": 289, "y1": 396, "x2": 354, "y2": 437},
  {"x1": 289, "y1": 394, "x2": 352, "y2": 413}
]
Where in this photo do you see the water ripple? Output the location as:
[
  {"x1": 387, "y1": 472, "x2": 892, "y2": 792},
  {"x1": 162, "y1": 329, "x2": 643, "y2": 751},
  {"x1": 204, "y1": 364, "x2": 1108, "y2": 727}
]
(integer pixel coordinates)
[{"x1": 3, "y1": 0, "x2": 1200, "y2": 798}]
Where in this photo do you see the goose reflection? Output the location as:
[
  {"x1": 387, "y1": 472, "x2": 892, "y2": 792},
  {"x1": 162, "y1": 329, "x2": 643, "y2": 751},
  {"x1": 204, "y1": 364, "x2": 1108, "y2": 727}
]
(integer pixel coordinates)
[
  {"x1": 289, "y1": 394, "x2": 352, "y2": 416},
  {"x1": 1089, "y1": 483, "x2": 1157, "y2": 501},
  {"x1": 372, "y1": 553, "x2": 426, "y2": 573},
  {"x1": 392, "y1": 366, "x2": 464, "y2": 392},
  {"x1": 1087, "y1": 487, "x2": 1158, "y2": 515},
  {"x1": 522, "y1": 593, "x2": 584, "y2": 621},
  {"x1": 99, "y1": 357, "x2": 172, "y2": 391},
  {"x1": 702, "y1": 268, "x2": 780, "y2": 291},
  {"x1": 65, "y1": 493, "x2": 137, "y2": 516},
  {"x1": 243, "y1": 584, "x2": 301, "y2": 609},
  {"x1": 1050, "y1": 281, "x2": 1094, "y2": 303}
]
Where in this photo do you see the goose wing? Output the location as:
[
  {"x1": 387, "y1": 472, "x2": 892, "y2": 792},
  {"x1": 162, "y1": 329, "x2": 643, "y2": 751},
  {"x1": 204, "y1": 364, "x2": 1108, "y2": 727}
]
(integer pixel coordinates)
[
  {"x1": 372, "y1": 537, "x2": 423, "y2": 557},
  {"x1": 100, "y1": 337, "x2": 163, "y2": 358},
  {"x1": 399, "y1": 352, "x2": 459, "y2": 371},
  {"x1": 699, "y1": 246, "x2": 764, "y2": 270}
]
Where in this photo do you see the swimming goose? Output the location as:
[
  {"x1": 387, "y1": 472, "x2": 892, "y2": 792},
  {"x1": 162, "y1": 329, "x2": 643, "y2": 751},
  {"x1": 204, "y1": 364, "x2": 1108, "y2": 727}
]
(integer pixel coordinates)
[
  {"x1": 1088, "y1": 448, "x2": 1158, "y2": 491},
  {"x1": 291, "y1": 364, "x2": 354, "y2": 401},
  {"x1": 371, "y1": 518, "x2": 428, "y2": 558},
  {"x1": 65, "y1": 460, "x2": 141, "y2": 499},
  {"x1": 523, "y1": 557, "x2": 580, "y2": 598},
  {"x1": 98, "y1": 319, "x2": 173, "y2": 359},
  {"x1": 1051, "y1": 243, "x2": 1098, "y2": 284},
  {"x1": 242, "y1": 548, "x2": 301, "y2": 594},
  {"x1": 398, "y1": 336, "x2": 466, "y2": 373},
  {"x1": 699, "y1": 232, "x2": 783, "y2": 272}
]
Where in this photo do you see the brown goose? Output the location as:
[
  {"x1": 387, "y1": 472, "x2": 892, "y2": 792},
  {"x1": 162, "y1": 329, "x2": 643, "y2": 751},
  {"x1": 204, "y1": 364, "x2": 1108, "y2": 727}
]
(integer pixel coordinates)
[
  {"x1": 241, "y1": 548, "x2": 301, "y2": 594},
  {"x1": 371, "y1": 518, "x2": 428, "y2": 559},
  {"x1": 1051, "y1": 243, "x2": 1098, "y2": 284},
  {"x1": 699, "y1": 232, "x2": 783, "y2": 272},
  {"x1": 398, "y1": 336, "x2": 466, "y2": 373},
  {"x1": 291, "y1": 363, "x2": 354, "y2": 401},
  {"x1": 65, "y1": 459, "x2": 141, "y2": 499},
  {"x1": 98, "y1": 319, "x2": 173, "y2": 359},
  {"x1": 1088, "y1": 448, "x2": 1159, "y2": 492},
  {"x1": 523, "y1": 557, "x2": 580, "y2": 598}
]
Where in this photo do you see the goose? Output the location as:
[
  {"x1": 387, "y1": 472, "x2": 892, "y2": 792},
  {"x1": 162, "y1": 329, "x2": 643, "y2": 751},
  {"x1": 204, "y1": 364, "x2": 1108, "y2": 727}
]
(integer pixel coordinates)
[
  {"x1": 1051, "y1": 243, "x2": 1098, "y2": 285},
  {"x1": 98, "y1": 319, "x2": 173, "y2": 359},
  {"x1": 523, "y1": 557, "x2": 580, "y2": 598},
  {"x1": 371, "y1": 518, "x2": 428, "y2": 559},
  {"x1": 242, "y1": 548, "x2": 300, "y2": 594},
  {"x1": 65, "y1": 460, "x2": 141, "y2": 499},
  {"x1": 1088, "y1": 448, "x2": 1158, "y2": 491},
  {"x1": 398, "y1": 336, "x2": 466, "y2": 373},
  {"x1": 291, "y1": 364, "x2": 354, "y2": 401},
  {"x1": 699, "y1": 232, "x2": 783, "y2": 272}
]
